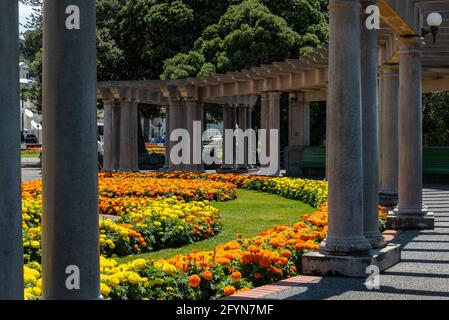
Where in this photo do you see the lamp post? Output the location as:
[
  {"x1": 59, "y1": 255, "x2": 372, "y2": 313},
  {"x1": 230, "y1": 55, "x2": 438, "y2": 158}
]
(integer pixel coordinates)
[{"x1": 422, "y1": 12, "x2": 443, "y2": 43}]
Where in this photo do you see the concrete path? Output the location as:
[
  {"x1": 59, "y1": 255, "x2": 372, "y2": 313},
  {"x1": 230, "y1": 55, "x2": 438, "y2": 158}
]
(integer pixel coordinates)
[
  {"x1": 21, "y1": 157, "x2": 41, "y2": 181},
  {"x1": 232, "y1": 184, "x2": 449, "y2": 300}
]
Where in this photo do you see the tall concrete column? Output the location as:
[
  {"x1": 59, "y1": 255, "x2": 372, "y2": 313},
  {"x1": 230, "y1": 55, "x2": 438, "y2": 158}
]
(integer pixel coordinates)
[
  {"x1": 143, "y1": 118, "x2": 150, "y2": 143},
  {"x1": 42, "y1": 0, "x2": 99, "y2": 299},
  {"x1": 119, "y1": 100, "x2": 139, "y2": 172},
  {"x1": 0, "y1": 0, "x2": 23, "y2": 300},
  {"x1": 263, "y1": 92, "x2": 281, "y2": 176},
  {"x1": 379, "y1": 65, "x2": 399, "y2": 206},
  {"x1": 103, "y1": 100, "x2": 121, "y2": 172},
  {"x1": 237, "y1": 104, "x2": 249, "y2": 171},
  {"x1": 320, "y1": 0, "x2": 370, "y2": 255},
  {"x1": 285, "y1": 92, "x2": 310, "y2": 177},
  {"x1": 219, "y1": 105, "x2": 236, "y2": 171},
  {"x1": 196, "y1": 101, "x2": 205, "y2": 172},
  {"x1": 168, "y1": 98, "x2": 184, "y2": 171},
  {"x1": 162, "y1": 106, "x2": 170, "y2": 171},
  {"x1": 246, "y1": 105, "x2": 255, "y2": 168},
  {"x1": 388, "y1": 36, "x2": 434, "y2": 229},
  {"x1": 103, "y1": 100, "x2": 115, "y2": 172},
  {"x1": 184, "y1": 98, "x2": 204, "y2": 172},
  {"x1": 361, "y1": 0, "x2": 384, "y2": 248}
]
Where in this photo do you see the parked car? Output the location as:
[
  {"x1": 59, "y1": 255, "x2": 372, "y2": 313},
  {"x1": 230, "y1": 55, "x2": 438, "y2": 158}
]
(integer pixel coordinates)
[{"x1": 25, "y1": 133, "x2": 38, "y2": 144}]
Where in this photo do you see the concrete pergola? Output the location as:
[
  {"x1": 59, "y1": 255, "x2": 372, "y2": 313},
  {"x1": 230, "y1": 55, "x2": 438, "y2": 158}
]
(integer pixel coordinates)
[{"x1": 1, "y1": 0, "x2": 449, "y2": 299}]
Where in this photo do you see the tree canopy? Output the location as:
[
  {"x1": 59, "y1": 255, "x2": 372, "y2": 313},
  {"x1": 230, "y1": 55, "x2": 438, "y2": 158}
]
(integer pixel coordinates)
[{"x1": 161, "y1": 0, "x2": 328, "y2": 79}]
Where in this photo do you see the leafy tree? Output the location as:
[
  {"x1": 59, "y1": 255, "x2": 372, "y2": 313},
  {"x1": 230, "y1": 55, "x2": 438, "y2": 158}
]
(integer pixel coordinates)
[
  {"x1": 161, "y1": 0, "x2": 304, "y2": 79},
  {"x1": 423, "y1": 92, "x2": 449, "y2": 146}
]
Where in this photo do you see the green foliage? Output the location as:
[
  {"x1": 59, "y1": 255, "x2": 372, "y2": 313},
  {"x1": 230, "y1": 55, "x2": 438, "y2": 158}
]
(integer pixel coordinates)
[
  {"x1": 161, "y1": 51, "x2": 207, "y2": 80},
  {"x1": 423, "y1": 92, "x2": 449, "y2": 146},
  {"x1": 161, "y1": 0, "x2": 328, "y2": 79}
]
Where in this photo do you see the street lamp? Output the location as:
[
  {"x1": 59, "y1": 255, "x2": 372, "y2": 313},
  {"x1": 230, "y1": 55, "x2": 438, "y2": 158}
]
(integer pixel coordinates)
[{"x1": 422, "y1": 12, "x2": 443, "y2": 43}]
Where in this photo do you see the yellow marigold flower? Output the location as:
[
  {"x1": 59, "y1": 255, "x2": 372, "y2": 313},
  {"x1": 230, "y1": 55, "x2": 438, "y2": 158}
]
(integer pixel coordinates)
[{"x1": 100, "y1": 283, "x2": 111, "y2": 297}]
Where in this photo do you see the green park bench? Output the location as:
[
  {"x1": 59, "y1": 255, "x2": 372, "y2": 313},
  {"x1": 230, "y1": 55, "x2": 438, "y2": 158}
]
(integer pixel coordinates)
[
  {"x1": 423, "y1": 147, "x2": 449, "y2": 175},
  {"x1": 298, "y1": 146, "x2": 449, "y2": 176},
  {"x1": 299, "y1": 146, "x2": 326, "y2": 170}
]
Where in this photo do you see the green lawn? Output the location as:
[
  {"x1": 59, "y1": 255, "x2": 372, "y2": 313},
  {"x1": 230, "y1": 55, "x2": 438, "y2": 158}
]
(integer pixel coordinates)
[
  {"x1": 21, "y1": 154, "x2": 40, "y2": 158},
  {"x1": 116, "y1": 189, "x2": 315, "y2": 263}
]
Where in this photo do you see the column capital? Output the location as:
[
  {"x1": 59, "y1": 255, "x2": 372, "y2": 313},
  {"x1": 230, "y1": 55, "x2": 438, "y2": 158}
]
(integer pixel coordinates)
[
  {"x1": 184, "y1": 97, "x2": 203, "y2": 105},
  {"x1": 399, "y1": 36, "x2": 424, "y2": 55},
  {"x1": 379, "y1": 64, "x2": 399, "y2": 79},
  {"x1": 102, "y1": 99, "x2": 116, "y2": 108}
]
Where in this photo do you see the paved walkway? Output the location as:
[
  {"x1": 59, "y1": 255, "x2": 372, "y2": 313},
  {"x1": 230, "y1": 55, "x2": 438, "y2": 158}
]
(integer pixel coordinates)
[
  {"x1": 231, "y1": 184, "x2": 449, "y2": 300},
  {"x1": 21, "y1": 157, "x2": 41, "y2": 181}
]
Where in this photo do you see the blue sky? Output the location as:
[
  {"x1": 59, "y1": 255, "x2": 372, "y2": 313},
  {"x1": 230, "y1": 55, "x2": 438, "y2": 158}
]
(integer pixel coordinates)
[{"x1": 19, "y1": 2, "x2": 33, "y2": 32}]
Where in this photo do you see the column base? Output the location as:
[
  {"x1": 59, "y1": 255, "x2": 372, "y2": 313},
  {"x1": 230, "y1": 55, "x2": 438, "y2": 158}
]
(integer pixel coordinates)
[
  {"x1": 301, "y1": 244, "x2": 401, "y2": 278},
  {"x1": 379, "y1": 192, "x2": 398, "y2": 207},
  {"x1": 117, "y1": 168, "x2": 139, "y2": 173},
  {"x1": 386, "y1": 211, "x2": 434, "y2": 230},
  {"x1": 364, "y1": 231, "x2": 387, "y2": 249},
  {"x1": 233, "y1": 167, "x2": 260, "y2": 174},
  {"x1": 217, "y1": 166, "x2": 236, "y2": 173},
  {"x1": 182, "y1": 165, "x2": 206, "y2": 173}
]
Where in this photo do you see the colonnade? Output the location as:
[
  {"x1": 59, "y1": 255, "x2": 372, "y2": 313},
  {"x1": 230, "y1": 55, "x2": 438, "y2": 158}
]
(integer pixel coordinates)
[{"x1": 0, "y1": 0, "x2": 438, "y2": 299}]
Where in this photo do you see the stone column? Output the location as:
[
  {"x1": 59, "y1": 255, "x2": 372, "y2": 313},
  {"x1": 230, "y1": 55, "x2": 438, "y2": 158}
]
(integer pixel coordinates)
[
  {"x1": 143, "y1": 118, "x2": 150, "y2": 143},
  {"x1": 285, "y1": 92, "x2": 310, "y2": 177},
  {"x1": 119, "y1": 100, "x2": 139, "y2": 172},
  {"x1": 219, "y1": 105, "x2": 236, "y2": 171},
  {"x1": 237, "y1": 104, "x2": 249, "y2": 171},
  {"x1": 319, "y1": 0, "x2": 371, "y2": 255},
  {"x1": 102, "y1": 100, "x2": 115, "y2": 172},
  {"x1": 112, "y1": 103, "x2": 121, "y2": 170},
  {"x1": 361, "y1": 0, "x2": 384, "y2": 248},
  {"x1": 196, "y1": 101, "x2": 205, "y2": 172},
  {"x1": 379, "y1": 65, "x2": 399, "y2": 206},
  {"x1": 184, "y1": 98, "x2": 204, "y2": 172},
  {"x1": 0, "y1": 0, "x2": 23, "y2": 300},
  {"x1": 388, "y1": 36, "x2": 434, "y2": 229},
  {"x1": 168, "y1": 98, "x2": 184, "y2": 171},
  {"x1": 162, "y1": 106, "x2": 170, "y2": 171},
  {"x1": 42, "y1": 0, "x2": 100, "y2": 299},
  {"x1": 261, "y1": 92, "x2": 281, "y2": 176},
  {"x1": 246, "y1": 105, "x2": 256, "y2": 168}
]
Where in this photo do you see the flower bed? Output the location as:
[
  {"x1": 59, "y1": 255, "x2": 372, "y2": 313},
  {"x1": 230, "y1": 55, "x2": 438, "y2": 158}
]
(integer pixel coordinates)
[
  {"x1": 21, "y1": 147, "x2": 41, "y2": 157},
  {"x1": 145, "y1": 144, "x2": 165, "y2": 154},
  {"x1": 24, "y1": 205, "x2": 387, "y2": 300},
  {"x1": 99, "y1": 172, "x2": 327, "y2": 208},
  {"x1": 21, "y1": 172, "x2": 388, "y2": 300},
  {"x1": 22, "y1": 196, "x2": 222, "y2": 260}
]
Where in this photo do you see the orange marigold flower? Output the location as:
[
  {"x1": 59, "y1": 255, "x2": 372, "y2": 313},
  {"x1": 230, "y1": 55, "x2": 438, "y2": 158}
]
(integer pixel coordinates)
[
  {"x1": 201, "y1": 270, "x2": 213, "y2": 281},
  {"x1": 224, "y1": 286, "x2": 236, "y2": 296},
  {"x1": 281, "y1": 250, "x2": 292, "y2": 258},
  {"x1": 253, "y1": 272, "x2": 262, "y2": 280},
  {"x1": 231, "y1": 271, "x2": 242, "y2": 281},
  {"x1": 189, "y1": 274, "x2": 201, "y2": 288}
]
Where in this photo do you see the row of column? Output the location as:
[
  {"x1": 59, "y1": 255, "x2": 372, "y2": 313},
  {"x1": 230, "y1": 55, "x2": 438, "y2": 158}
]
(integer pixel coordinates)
[
  {"x1": 103, "y1": 100, "x2": 139, "y2": 172},
  {"x1": 166, "y1": 97, "x2": 205, "y2": 172},
  {"x1": 1, "y1": 0, "x2": 102, "y2": 301},
  {"x1": 320, "y1": 0, "x2": 429, "y2": 260},
  {"x1": 218, "y1": 104, "x2": 256, "y2": 173}
]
